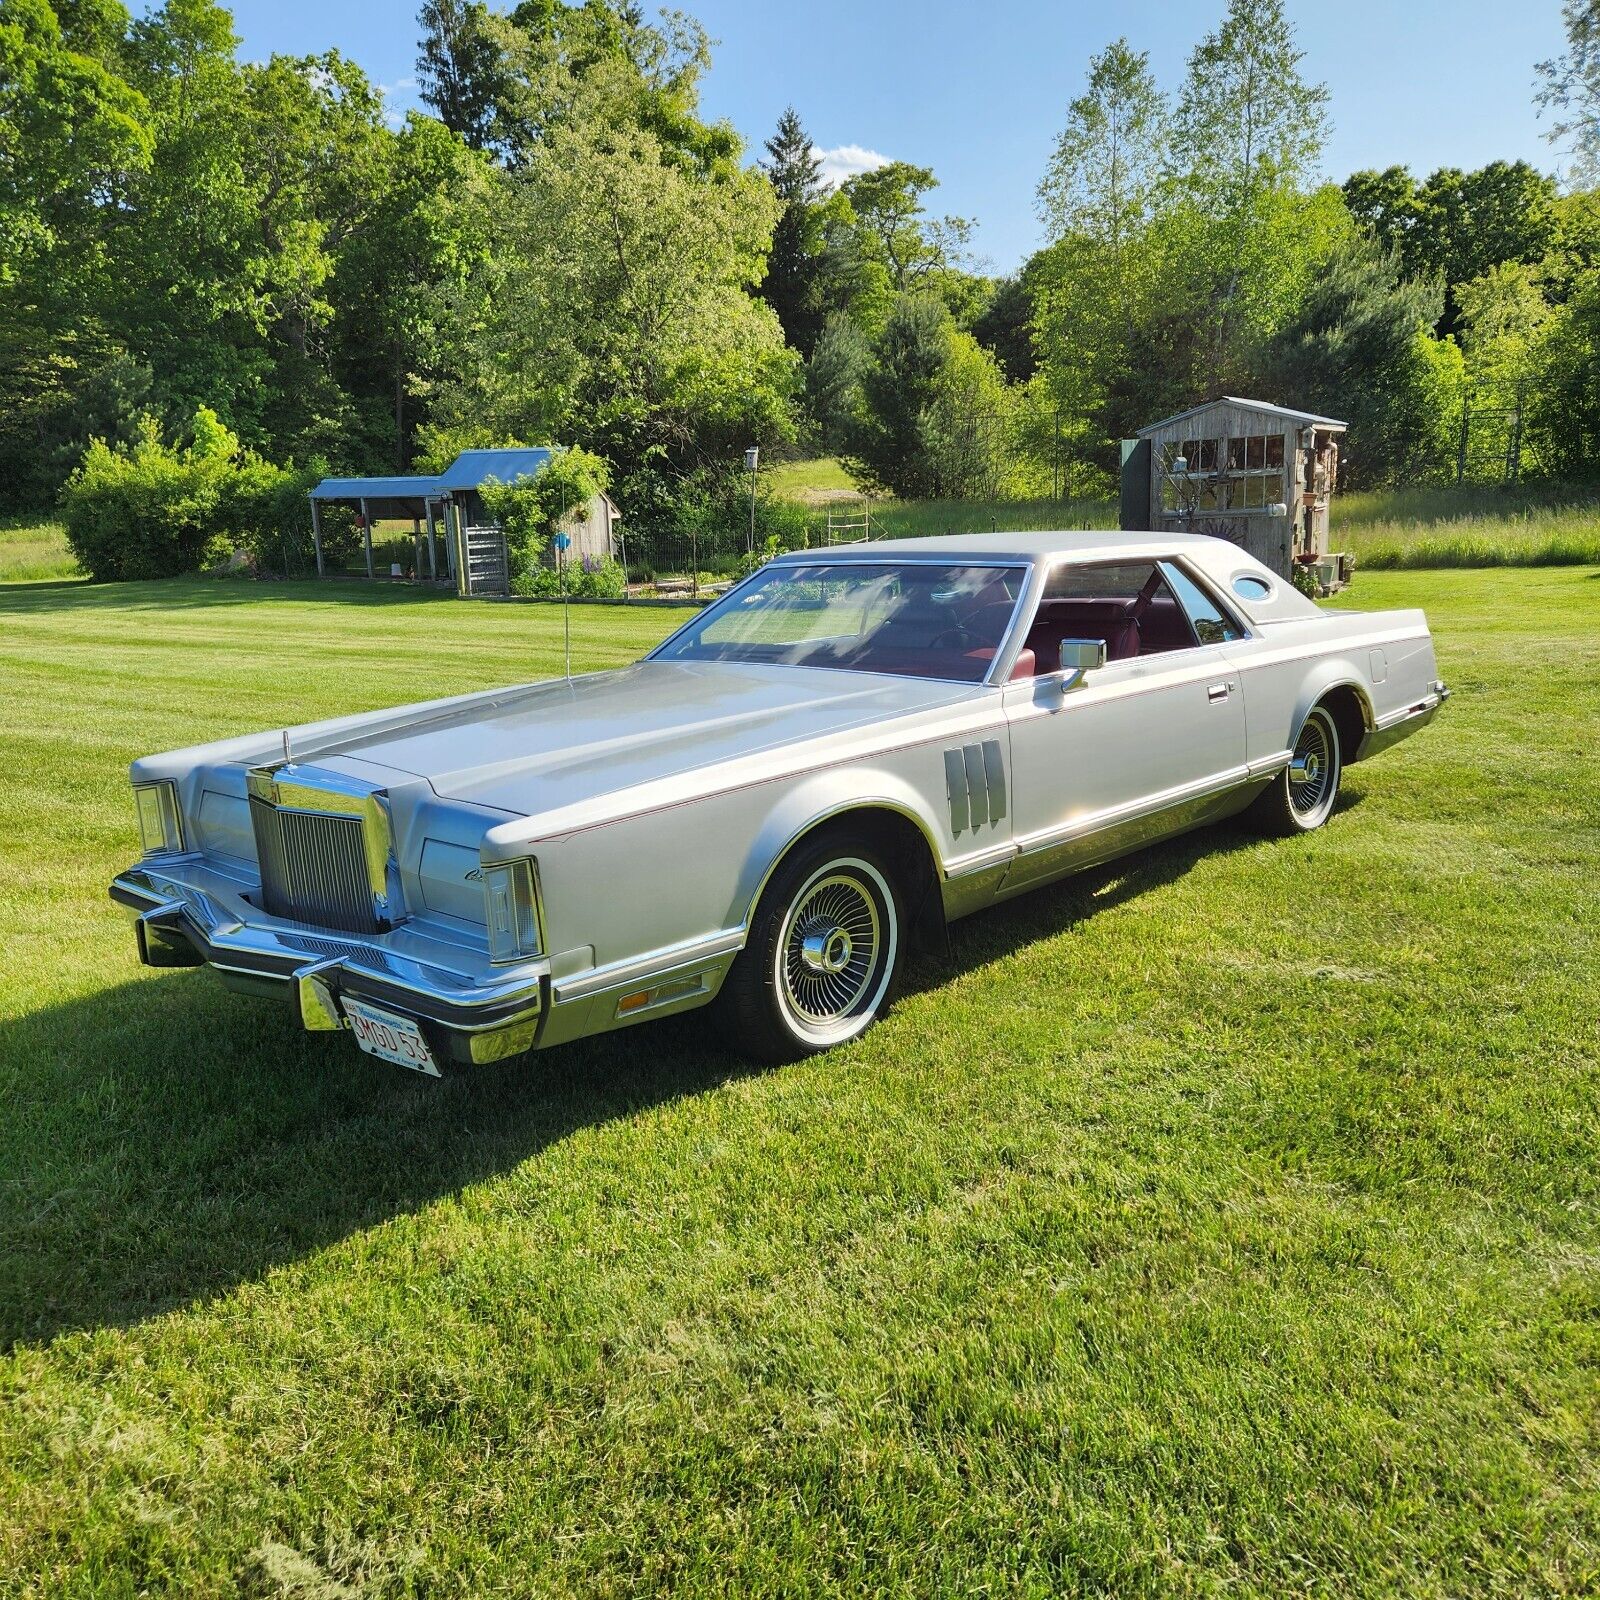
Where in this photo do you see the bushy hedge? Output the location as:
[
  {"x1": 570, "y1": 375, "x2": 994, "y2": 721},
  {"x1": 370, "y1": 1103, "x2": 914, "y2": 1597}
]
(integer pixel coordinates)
[
  {"x1": 511, "y1": 556, "x2": 626, "y2": 599},
  {"x1": 61, "y1": 407, "x2": 330, "y2": 581}
]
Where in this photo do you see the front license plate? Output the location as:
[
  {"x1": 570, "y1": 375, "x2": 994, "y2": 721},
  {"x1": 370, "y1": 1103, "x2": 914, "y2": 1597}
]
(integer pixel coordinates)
[{"x1": 343, "y1": 997, "x2": 441, "y2": 1077}]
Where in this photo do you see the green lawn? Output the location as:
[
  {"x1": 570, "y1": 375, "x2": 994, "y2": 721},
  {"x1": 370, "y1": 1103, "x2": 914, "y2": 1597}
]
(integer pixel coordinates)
[{"x1": 2, "y1": 570, "x2": 1598, "y2": 1596}]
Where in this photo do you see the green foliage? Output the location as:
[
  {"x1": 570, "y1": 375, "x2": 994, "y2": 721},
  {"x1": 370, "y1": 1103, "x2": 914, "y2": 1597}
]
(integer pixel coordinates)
[
  {"x1": 1265, "y1": 234, "x2": 1459, "y2": 487},
  {"x1": 60, "y1": 404, "x2": 322, "y2": 580},
  {"x1": 804, "y1": 313, "x2": 871, "y2": 455},
  {"x1": 510, "y1": 554, "x2": 625, "y2": 599},
  {"x1": 758, "y1": 106, "x2": 827, "y2": 357},
  {"x1": 480, "y1": 444, "x2": 609, "y2": 573},
  {"x1": 1528, "y1": 265, "x2": 1600, "y2": 479},
  {"x1": 62, "y1": 410, "x2": 235, "y2": 581},
  {"x1": 415, "y1": 0, "x2": 508, "y2": 152},
  {"x1": 845, "y1": 294, "x2": 952, "y2": 497},
  {"x1": 843, "y1": 295, "x2": 1022, "y2": 501},
  {"x1": 1342, "y1": 161, "x2": 1559, "y2": 334},
  {"x1": 428, "y1": 110, "x2": 795, "y2": 545}
]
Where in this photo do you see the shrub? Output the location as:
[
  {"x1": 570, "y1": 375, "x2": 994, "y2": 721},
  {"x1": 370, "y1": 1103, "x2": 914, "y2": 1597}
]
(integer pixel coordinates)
[
  {"x1": 511, "y1": 555, "x2": 626, "y2": 599},
  {"x1": 61, "y1": 407, "x2": 330, "y2": 581},
  {"x1": 62, "y1": 415, "x2": 231, "y2": 581}
]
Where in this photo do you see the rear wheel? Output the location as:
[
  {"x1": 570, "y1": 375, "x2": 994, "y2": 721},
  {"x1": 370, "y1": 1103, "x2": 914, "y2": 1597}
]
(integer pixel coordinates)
[
  {"x1": 1250, "y1": 703, "x2": 1343, "y2": 835},
  {"x1": 717, "y1": 833, "x2": 903, "y2": 1063}
]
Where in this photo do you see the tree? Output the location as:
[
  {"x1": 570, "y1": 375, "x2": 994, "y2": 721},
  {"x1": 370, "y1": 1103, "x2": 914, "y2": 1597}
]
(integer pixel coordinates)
[
  {"x1": 805, "y1": 311, "x2": 869, "y2": 453},
  {"x1": 1343, "y1": 161, "x2": 1558, "y2": 336},
  {"x1": 844, "y1": 294, "x2": 949, "y2": 496},
  {"x1": 1168, "y1": 0, "x2": 1331, "y2": 387},
  {"x1": 425, "y1": 112, "x2": 794, "y2": 539},
  {"x1": 333, "y1": 114, "x2": 496, "y2": 469},
  {"x1": 1342, "y1": 165, "x2": 1417, "y2": 254},
  {"x1": 1411, "y1": 164, "x2": 1558, "y2": 331},
  {"x1": 1037, "y1": 38, "x2": 1165, "y2": 309},
  {"x1": 758, "y1": 106, "x2": 826, "y2": 356},
  {"x1": 1264, "y1": 234, "x2": 1457, "y2": 486},
  {"x1": 969, "y1": 269, "x2": 1037, "y2": 383},
  {"x1": 416, "y1": 0, "x2": 508, "y2": 153},
  {"x1": 1536, "y1": 1, "x2": 1600, "y2": 183},
  {"x1": 0, "y1": 0, "x2": 152, "y2": 505},
  {"x1": 1528, "y1": 265, "x2": 1600, "y2": 477},
  {"x1": 840, "y1": 162, "x2": 971, "y2": 292},
  {"x1": 1033, "y1": 40, "x2": 1166, "y2": 437}
]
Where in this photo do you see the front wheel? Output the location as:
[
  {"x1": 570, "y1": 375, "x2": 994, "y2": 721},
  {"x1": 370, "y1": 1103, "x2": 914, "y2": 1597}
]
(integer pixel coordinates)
[
  {"x1": 1250, "y1": 703, "x2": 1343, "y2": 835},
  {"x1": 716, "y1": 834, "x2": 903, "y2": 1063}
]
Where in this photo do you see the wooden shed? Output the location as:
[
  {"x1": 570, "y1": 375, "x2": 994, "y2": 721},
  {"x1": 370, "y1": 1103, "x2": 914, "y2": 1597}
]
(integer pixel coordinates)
[{"x1": 1120, "y1": 397, "x2": 1346, "y2": 580}]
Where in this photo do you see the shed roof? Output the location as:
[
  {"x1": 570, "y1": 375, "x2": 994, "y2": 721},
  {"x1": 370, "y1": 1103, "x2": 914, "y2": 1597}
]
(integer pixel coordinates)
[
  {"x1": 310, "y1": 447, "x2": 560, "y2": 509},
  {"x1": 437, "y1": 447, "x2": 555, "y2": 490},
  {"x1": 1136, "y1": 396, "x2": 1346, "y2": 436},
  {"x1": 309, "y1": 473, "x2": 444, "y2": 504}
]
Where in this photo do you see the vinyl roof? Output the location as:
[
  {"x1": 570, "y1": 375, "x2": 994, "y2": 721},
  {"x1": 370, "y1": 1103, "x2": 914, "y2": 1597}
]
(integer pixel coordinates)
[
  {"x1": 1135, "y1": 396, "x2": 1347, "y2": 435},
  {"x1": 769, "y1": 529, "x2": 1232, "y2": 564}
]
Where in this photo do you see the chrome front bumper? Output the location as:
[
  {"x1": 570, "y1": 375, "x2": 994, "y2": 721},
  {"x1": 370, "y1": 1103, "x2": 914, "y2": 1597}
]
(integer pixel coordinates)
[{"x1": 111, "y1": 863, "x2": 547, "y2": 1066}]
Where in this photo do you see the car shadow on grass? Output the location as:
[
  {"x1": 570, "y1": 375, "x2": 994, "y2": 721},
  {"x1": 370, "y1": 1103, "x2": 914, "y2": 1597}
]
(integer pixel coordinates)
[{"x1": 0, "y1": 806, "x2": 1353, "y2": 1352}]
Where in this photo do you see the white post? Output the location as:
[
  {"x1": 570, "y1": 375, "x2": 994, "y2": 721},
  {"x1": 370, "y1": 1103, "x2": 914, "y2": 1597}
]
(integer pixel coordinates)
[
  {"x1": 359, "y1": 498, "x2": 374, "y2": 579},
  {"x1": 310, "y1": 496, "x2": 324, "y2": 577},
  {"x1": 424, "y1": 500, "x2": 438, "y2": 579}
]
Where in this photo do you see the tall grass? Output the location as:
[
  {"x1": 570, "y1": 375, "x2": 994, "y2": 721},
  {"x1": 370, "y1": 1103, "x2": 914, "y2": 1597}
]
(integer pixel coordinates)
[
  {"x1": 773, "y1": 462, "x2": 1600, "y2": 569},
  {"x1": 0, "y1": 512, "x2": 77, "y2": 583},
  {"x1": 1338, "y1": 488, "x2": 1600, "y2": 569}
]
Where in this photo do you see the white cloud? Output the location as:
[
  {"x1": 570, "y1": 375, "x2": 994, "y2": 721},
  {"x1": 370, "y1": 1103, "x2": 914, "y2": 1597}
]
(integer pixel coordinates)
[{"x1": 814, "y1": 143, "x2": 891, "y2": 190}]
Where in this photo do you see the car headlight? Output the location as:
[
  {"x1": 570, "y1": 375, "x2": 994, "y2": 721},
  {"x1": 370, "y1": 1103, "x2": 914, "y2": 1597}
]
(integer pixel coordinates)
[
  {"x1": 134, "y1": 781, "x2": 185, "y2": 855},
  {"x1": 482, "y1": 858, "x2": 543, "y2": 964}
]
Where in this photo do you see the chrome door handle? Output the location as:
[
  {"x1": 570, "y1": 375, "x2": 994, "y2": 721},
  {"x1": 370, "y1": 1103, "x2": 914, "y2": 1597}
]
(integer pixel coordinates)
[{"x1": 1207, "y1": 682, "x2": 1232, "y2": 701}]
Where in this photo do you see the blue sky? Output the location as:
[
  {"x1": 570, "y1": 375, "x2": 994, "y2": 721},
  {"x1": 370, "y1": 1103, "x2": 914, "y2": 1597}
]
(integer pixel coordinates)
[{"x1": 210, "y1": 0, "x2": 1571, "y2": 272}]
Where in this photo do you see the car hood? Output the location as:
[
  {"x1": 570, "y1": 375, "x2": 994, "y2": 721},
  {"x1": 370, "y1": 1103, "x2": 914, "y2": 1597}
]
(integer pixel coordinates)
[{"x1": 310, "y1": 659, "x2": 976, "y2": 817}]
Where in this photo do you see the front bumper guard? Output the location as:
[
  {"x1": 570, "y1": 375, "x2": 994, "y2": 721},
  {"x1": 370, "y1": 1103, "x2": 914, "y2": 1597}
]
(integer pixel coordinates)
[{"x1": 113, "y1": 870, "x2": 545, "y2": 1066}]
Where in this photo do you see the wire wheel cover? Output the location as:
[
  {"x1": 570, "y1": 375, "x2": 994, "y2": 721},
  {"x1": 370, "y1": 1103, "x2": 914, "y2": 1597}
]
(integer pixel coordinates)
[
  {"x1": 1288, "y1": 711, "x2": 1336, "y2": 819},
  {"x1": 780, "y1": 871, "x2": 883, "y2": 1027}
]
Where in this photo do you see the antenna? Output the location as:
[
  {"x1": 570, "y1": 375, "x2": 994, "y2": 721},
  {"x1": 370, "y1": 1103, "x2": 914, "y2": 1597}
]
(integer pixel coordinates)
[
  {"x1": 282, "y1": 729, "x2": 291, "y2": 767},
  {"x1": 554, "y1": 530, "x2": 572, "y2": 681}
]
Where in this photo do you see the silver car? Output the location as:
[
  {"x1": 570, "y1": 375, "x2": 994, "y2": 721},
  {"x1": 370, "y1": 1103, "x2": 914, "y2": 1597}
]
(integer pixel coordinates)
[{"x1": 112, "y1": 532, "x2": 1447, "y2": 1072}]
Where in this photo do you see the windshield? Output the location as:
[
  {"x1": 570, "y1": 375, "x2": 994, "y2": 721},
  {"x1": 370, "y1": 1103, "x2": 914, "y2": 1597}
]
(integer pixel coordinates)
[{"x1": 655, "y1": 562, "x2": 1025, "y2": 683}]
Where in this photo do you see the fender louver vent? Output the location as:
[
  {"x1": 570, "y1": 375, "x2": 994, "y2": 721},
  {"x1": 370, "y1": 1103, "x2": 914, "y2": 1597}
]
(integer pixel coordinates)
[{"x1": 944, "y1": 739, "x2": 1007, "y2": 835}]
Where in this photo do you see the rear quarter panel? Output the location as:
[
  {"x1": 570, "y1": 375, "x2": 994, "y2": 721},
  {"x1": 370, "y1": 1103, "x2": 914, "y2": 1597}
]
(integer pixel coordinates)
[{"x1": 1230, "y1": 609, "x2": 1436, "y2": 763}]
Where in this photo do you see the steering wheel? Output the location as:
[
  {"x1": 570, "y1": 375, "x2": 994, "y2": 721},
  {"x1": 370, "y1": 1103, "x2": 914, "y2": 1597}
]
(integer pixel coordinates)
[{"x1": 931, "y1": 625, "x2": 979, "y2": 651}]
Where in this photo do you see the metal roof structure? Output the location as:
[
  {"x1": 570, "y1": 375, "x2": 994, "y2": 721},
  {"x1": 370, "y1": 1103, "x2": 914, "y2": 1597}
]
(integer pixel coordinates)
[
  {"x1": 437, "y1": 447, "x2": 555, "y2": 490},
  {"x1": 1135, "y1": 396, "x2": 1346, "y2": 437},
  {"x1": 309, "y1": 448, "x2": 559, "y2": 513}
]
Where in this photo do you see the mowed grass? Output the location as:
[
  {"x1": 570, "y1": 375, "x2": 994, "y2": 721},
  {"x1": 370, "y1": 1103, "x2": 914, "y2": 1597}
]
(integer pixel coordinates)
[
  {"x1": 1, "y1": 569, "x2": 1598, "y2": 1596},
  {"x1": 0, "y1": 512, "x2": 77, "y2": 583}
]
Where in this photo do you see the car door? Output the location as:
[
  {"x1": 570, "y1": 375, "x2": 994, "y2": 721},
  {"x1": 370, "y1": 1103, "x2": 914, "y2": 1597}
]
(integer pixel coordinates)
[{"x1": 1000, "y1": 558, "x2": 1247, "y2": 891}]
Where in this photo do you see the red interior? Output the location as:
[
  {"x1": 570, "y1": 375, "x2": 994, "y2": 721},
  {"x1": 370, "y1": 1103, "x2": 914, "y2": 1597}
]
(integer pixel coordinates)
[{"x1": 1015, "y1": 596, "x2": 1194, "y2": 677}]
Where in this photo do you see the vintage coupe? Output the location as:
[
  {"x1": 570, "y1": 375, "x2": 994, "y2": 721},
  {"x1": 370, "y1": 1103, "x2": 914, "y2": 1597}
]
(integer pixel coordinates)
[{"x1": 112, "y1": 532, "x2": 1446, "y2": 1072}]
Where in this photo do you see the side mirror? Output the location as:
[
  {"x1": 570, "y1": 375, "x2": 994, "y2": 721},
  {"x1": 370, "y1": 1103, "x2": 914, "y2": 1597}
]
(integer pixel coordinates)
[{"x1": 1057, "y1": 637, "x2": 1106, "y2": 691}]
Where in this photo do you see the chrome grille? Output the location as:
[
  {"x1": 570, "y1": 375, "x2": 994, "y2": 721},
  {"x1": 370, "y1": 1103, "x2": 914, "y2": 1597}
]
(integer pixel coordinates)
[{"x1": 250, "y1": 796, "x2": 377, "y2": 932}]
